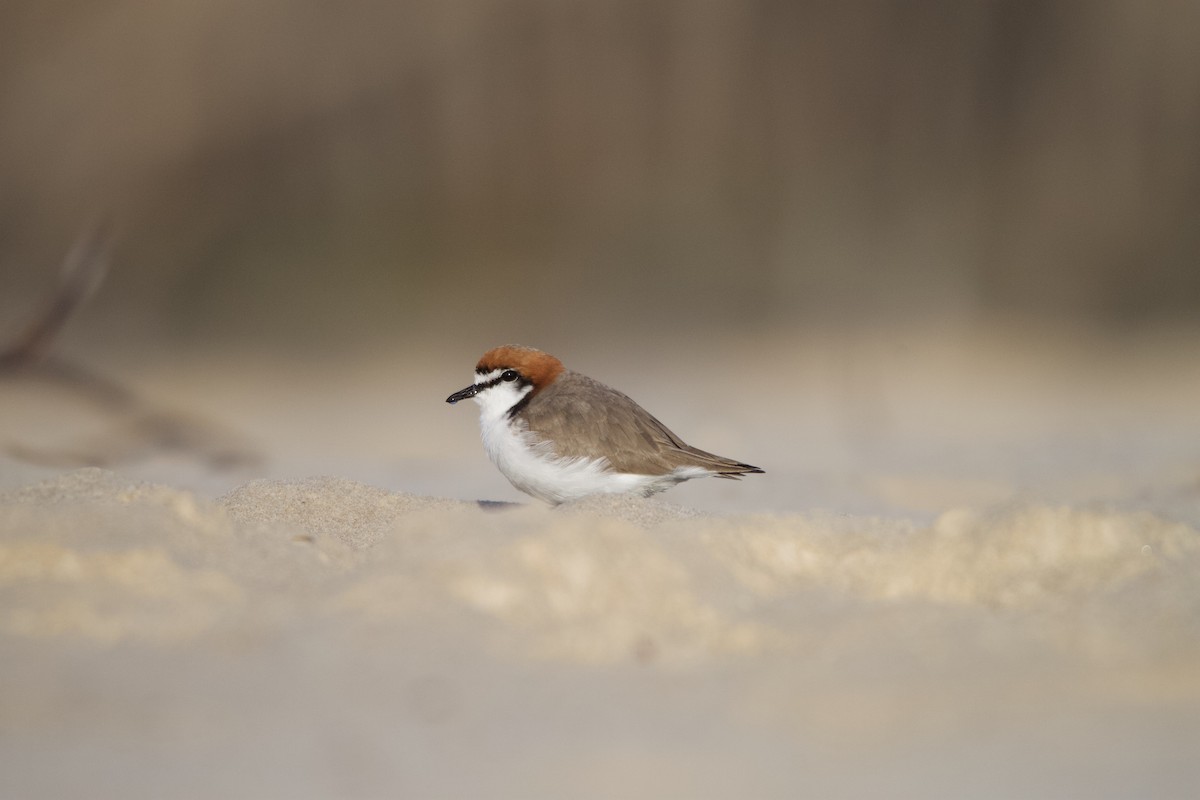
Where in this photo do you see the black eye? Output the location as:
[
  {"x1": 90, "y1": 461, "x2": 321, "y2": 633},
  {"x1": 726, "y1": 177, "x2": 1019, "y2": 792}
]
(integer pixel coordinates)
[{"x1": 501, "y1": 370, "x2": 519, "y2": 382}]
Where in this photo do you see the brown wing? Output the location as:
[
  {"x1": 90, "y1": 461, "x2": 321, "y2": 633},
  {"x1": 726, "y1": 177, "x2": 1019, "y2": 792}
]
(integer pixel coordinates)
[{"x1": 518, "y1": 370, "x2": 763, "y2": 477}]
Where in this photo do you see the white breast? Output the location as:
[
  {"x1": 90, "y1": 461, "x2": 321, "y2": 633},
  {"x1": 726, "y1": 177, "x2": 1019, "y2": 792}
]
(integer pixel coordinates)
[
  {"x1": 472, "y1": 390, "x2": 696, "y2": 504},
  {"x1": 469, "y1": 378, "x2": 709, "y2": 503},
  {"x1": 478, "y1": 413, "x2": 649, "y2": 504}
]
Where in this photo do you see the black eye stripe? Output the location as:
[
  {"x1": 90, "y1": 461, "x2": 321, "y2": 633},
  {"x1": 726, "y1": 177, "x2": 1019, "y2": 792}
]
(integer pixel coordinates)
[{"x1": 476, "y1": 371, "x2": 528, "y2": 391}]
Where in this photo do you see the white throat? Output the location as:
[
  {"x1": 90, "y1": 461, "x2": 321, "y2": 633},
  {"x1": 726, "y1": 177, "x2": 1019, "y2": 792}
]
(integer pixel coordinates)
[{"x1": 470, "y1": 373, "x2": 532, "y2": 424}]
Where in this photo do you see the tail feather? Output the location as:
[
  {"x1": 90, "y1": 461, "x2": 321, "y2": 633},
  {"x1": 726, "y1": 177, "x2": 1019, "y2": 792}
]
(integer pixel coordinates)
[{"x1": 672, "y1": 445, "x2": 763, "y2": 478}]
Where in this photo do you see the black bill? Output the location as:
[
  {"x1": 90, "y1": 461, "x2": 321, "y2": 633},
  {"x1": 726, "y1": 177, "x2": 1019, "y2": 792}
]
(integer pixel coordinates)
[{"x1": 446, "y1": 384, "x2": 480, "y2": 404}]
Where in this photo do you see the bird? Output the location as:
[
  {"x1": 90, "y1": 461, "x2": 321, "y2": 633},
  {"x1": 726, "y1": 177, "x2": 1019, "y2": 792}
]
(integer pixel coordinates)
[{"x1": 446, "y1": 345, "x2": 763, "y2": 504}]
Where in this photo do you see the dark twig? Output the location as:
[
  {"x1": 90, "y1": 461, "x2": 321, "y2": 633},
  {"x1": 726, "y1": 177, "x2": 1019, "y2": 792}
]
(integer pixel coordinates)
[
  {"x1": 0, "y1": 221, "x2": 113, "y2": 369},
  {"x1": 1, "y1": 224, "x2": 262, "y2": 471}
]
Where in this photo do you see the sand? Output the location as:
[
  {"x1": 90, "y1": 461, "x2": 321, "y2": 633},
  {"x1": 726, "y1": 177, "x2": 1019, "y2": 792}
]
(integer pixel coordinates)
[
  {"x1": 2, "y1": 325, "x2": 1200, "y2": 798},
  {"x1": 1, "y1": 466, "x2": 1198, "y2": 798}
]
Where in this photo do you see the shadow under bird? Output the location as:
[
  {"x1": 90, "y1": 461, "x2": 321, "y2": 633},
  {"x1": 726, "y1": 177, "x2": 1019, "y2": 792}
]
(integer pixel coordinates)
[{"x1": 446, "y1": 345, "x2": 763, "y2": 504}]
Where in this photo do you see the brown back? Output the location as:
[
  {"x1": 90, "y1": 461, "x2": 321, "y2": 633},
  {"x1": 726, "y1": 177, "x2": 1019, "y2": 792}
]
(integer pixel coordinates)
[{"x1": 517, "y1": 370, "x2": 762, "y2": 477}]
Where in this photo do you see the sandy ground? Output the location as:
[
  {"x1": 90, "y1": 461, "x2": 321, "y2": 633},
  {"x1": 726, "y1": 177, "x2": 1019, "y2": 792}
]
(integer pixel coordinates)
[{"x1": 2, "y1": 323, "x2": 1199, "y2": 798}]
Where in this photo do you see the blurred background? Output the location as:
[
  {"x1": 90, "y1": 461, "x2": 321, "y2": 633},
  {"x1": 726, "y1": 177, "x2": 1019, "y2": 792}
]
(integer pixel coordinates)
[
  {"x1": 7, "y1": 8, "x2": 1200, "y2": 798},
  {"x1": 2, "y1": 0, "x2": 1199, "y2": 509}
]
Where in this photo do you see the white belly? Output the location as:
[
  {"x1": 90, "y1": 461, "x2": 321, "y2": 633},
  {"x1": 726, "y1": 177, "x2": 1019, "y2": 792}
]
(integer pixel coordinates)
[{"x1": 477, "y1": 410, "x2": 702, "y2": 504}]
